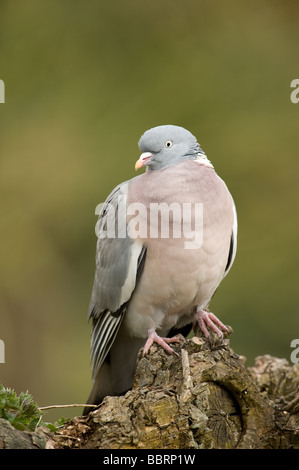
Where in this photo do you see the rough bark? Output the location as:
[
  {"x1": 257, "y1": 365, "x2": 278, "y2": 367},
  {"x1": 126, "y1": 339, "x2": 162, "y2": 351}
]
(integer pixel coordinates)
[{"x1": 1, "y1": 330, "x2": 299, "y2": 449}]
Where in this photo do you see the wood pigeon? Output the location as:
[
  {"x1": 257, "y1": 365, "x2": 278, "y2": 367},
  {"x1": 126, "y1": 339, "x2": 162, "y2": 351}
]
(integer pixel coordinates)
[{"x1": 84, "y1": 125, "x2": 237, "y2": 412}]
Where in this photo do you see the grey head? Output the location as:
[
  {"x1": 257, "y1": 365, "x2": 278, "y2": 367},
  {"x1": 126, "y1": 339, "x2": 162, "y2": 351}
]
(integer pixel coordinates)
[{"x1": 137, "y1": 125, "x2": 205, "y2": 171}]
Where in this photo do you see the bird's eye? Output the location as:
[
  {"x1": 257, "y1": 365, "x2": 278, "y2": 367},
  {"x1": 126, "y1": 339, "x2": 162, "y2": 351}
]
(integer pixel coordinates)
[{"x1": 165, "y1": 140, "x2": 173, "y2": 148}]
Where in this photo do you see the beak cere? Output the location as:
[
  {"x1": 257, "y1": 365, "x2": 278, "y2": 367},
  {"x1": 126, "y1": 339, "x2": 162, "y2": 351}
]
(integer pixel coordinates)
[{"x1": 135, "y1": 152, "x2": 153, "y2": 170}]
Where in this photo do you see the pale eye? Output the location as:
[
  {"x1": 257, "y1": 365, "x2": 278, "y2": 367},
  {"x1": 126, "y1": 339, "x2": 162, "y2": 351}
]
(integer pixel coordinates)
[{"x1": 165, "y1": 140, "x2": 173, "y2": 148}]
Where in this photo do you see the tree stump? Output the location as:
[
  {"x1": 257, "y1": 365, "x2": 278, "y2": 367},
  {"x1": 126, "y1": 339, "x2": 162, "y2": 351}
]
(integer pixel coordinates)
[{"x1": 1, "y1": 330, "x2": 299, "y2": 449}]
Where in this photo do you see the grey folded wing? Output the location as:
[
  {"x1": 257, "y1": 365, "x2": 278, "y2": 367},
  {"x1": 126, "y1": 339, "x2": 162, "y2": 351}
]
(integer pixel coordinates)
[{"x1": 88, "y1": 181, "x2": 146, "y2": 379}]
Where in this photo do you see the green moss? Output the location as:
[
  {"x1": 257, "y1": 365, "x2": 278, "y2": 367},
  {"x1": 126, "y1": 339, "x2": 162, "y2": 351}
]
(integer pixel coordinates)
[
  {"x1": 0, "y1": 384, "x2": 42, "y2": 431},
  {"x1": 0, "y1": 384, "x2": 67, "y2": 432}
]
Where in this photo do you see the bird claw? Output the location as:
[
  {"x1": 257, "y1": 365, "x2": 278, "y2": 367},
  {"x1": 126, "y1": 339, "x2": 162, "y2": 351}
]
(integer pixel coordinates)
[
  {"x1": 195, "y1": 309, "x2": 228, "y2": 338},
  {"x1": 143, "y1": 329, "x2": 180, "y2": 356}
]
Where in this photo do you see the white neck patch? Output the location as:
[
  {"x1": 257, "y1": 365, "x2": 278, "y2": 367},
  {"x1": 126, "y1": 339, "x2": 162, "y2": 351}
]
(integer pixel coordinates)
[{"x1": 194, "y1": 153, "x2": 214, "y2": 168}]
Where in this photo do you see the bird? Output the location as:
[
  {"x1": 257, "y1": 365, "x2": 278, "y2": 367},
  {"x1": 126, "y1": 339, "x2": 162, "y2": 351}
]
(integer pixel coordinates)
[{"x1": 84, "y1": 124, "x2": 237, "y2": 414}]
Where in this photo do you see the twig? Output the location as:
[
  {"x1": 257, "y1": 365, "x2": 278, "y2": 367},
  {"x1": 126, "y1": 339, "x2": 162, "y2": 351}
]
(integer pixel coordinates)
[
  {"x1": 180, "y1": 348, "x2": 193, "y2": 404},
  {"x1": 39, "y1": 403, "x2": 97, "y2": 411},
  {"x1": 181, "y1": 348, "x2": 193, "y2": 388}
]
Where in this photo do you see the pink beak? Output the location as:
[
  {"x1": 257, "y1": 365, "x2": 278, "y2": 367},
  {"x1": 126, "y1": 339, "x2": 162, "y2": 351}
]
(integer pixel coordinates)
[{"x1": 135, "y1": 152, "x2": 153, "y2": 170}]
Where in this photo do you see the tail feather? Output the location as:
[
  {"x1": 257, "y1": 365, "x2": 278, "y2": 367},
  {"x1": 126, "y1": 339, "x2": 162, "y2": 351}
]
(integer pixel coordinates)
[{"x1": 83, "y1": 334, "x2": 145, "y2": 415}]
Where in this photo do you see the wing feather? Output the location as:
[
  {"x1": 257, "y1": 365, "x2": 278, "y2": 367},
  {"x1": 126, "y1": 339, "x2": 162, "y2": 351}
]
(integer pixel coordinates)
[
  {"x1": 224, "y1": 201, "x2": 238, "y2": 277},
  {"x1": 88, "y1": 181, "x2": 146, "y2": 379}
]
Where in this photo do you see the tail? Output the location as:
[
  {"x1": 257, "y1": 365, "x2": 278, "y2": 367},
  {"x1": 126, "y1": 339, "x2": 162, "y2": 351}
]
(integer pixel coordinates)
[{"x1": 83, "y1": 334, "x2": 145, "y2": 415}]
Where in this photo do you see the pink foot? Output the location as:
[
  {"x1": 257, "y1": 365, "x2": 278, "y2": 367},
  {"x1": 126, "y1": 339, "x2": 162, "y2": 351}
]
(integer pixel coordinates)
[
  {"x1": 195, "y1": 309, "x2": 228, "y2": 338},
  {"x1": 143, "y1": 328, "x2": 181, "y2": 356}
]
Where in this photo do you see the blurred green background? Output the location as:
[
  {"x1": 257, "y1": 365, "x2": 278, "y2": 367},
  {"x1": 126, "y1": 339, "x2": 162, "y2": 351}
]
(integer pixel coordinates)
[{"x1": 0, "y1": 0, "x2": 299, "y2": 422}]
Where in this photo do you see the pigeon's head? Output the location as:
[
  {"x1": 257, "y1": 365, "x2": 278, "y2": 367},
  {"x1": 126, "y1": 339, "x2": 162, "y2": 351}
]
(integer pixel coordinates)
[{"x1": 136, "y1": 125, "x2": 206, "y2": 171}]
